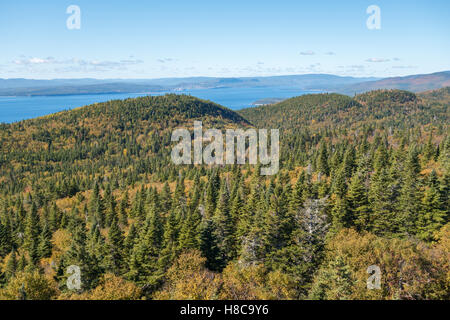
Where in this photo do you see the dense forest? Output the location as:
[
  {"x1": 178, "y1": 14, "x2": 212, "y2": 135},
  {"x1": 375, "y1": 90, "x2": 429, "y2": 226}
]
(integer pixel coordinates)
[{"x1": 0, "y1": 89, "x2": 448, "y2": 300}]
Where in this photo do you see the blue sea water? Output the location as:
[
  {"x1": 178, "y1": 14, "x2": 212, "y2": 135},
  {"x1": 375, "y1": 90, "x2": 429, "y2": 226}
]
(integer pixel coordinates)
[{"x1": 0, "y1": 87, "x2": 314, "y2": 123}]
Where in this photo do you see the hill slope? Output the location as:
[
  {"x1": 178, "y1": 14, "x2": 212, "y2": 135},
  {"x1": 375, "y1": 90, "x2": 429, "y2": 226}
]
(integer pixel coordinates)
[
  {"x1": 0, "y1": 89, "x2": 448, "y2": 301},
  {"x1": 239, "y1": 88, "x2": 449, "y2": 131},
  {"x1": 0, "y1": 94, "x2": 249, "y2": 193},
  {"x1": 338, "y1": 71, "x2": 450, "y2": 94}
]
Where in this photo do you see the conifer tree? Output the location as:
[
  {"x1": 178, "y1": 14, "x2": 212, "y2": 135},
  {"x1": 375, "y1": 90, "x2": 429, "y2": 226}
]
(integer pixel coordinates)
[
  {"x1": 124, "y1": 223, "x2": 138, "y2": 256},
  {"x1": 417, "y1": 171, "x2": 447, "y2": 241},
  {"x1": 38, "y1": 222, "x2": 52, "y2": 258},
  {"x1": 157, "y1": 210, "x2": 179, "y2": 271},
  {"x1": 397, "y1": 148, "x2": 421, "y2": 235},
  {"x1": 106, "y1": 216, "x2": 124, "y2": 275},
  {"x1": 24, "y1": 202, "x2": 40, "y2": 253},
  {"x1": 0, "y1": 221, "x2": 12, "y2": 256},
  {"x1": 289, "y1": 171, "x2": 305, "y2": 215},
  {"x1": 63, "y1": 223, "x2": 99, "y2": 290},
  {"x1": 4, "y1": 250, "x2": 17, "y2": 280},
  {"x1": 309, "y1": 255, "x2": 355, "y2": 300},
  {"x1": 317, "y1": 143, "x2": 330, "y2": 176},
  {"x1": 17, "y1": 254, "x2": 27, "y2": 272},
  {"x1": 48, "y1": 203, "x2": 60, "y2": 233},
  {"x1": 205, "y1": 171, "x2": 220, "y2": 218},
  {"x1": 160, "y1": 182, "x2": 172, "y2": 213},
  {"x1": 263, "y1": 177, "x2": 293, "y2": 252},
  {"x1": 212, "y1": 181, "x2": 235, "y2": 264},
  {"x1": 369, "y1": 167, "x2": 396, "y2": 235},
  {"x1": 199, "y1": 219, "x2": 222, "y2": 271},
  {"x1": 178, "y1": 207, "x2": 202, "y2": 251},
  {"x1": 347, "y1": 170, "x2": 370, "y2": 231}
]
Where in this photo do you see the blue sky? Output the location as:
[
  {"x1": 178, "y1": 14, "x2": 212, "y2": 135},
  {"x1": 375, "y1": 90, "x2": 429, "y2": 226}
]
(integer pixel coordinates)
[{"x1": 0, "y1": 0, "x2": 449, "y2": 79}]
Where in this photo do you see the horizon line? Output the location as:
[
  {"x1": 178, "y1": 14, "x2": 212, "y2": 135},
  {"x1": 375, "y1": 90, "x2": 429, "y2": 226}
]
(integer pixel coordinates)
[{"x1": 1, "y1": 70, "x2": 449, "y2": 82}]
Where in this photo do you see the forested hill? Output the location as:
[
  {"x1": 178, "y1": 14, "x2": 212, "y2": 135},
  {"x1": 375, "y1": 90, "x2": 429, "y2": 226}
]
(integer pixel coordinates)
[
  {"x1": 9, "y1": 93, "x2": 250, "y2": 129},
  {"x1": 238, "y1": 89, "x2": 449, "y2": 131},
  {"x1": 0, "y1": 94, "x2": 249, "y2": 198},
  {"x1": 0, "y1": 89, "x2": 448, "y2": 300}
]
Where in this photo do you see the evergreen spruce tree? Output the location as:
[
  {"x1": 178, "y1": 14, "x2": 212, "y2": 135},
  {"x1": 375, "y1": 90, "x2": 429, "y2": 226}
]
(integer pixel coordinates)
[
  {"x1": 24, "y1": 202, "x2": 40, "y2": 251},
  {"x1": 178, "y1": 207, "x2": 202, "y2": 251},
  {"x1": 17, "y1": 254, "x2": 27, "y2": 272},
  {"x1": 369, "y1": 167, "x2": 396, "y2": 236},
  {"x1": 106, "y1": 216, "x2": 124, "y2": 275},
  {"x1": 160, "y1": 182, "x2": 172, "y2": 213},
  {"x1": 90, "y1": 182, "x2": 105, "y2": 228},
  {"x1": 157, "y1": 210, "x2": 179, "y2": 271},
  {"x1": 205, "y1": 171, "x2": 220, "y2": 218},
  {"x1": 118, "y1": 190, "x2": 129, "y2": 226},
  {"x1": 263, "y1": 177, "x2": 293, "y2": 253},
  {"x1": 199, "y1": 219, "x2": 222, "y2": 271},
  {"x1": 317, "y1": 142, "x2": 330, "y2": 176},
  {"x1": 38, "y1": 222, "x2": 52, "y2": 258},
  {"x1": 0, "y1": 221, "x2": 12, "y2": 256},
  {"x1": 212, "y1": 180, "x2": 235, "y2": 265},
  {"x1": 397, "y1": 148, "x2": 421, "y2": 235},
  {"x1": 4, "y1": 250, "x2": 17, "y2": 280},
  {"x1": 309, "y1": 255, "x2": 355, "y2": 300},
  {"x1": 124, "y1": 222, "x2": 138, "y2": 256},
  {"x1": 63, "y1": 223, "x2": 99, "y2": 290},
  {"x1": 347, "y1": 170, "x2": 370, "y2": 232},
  {"x1": 417, "y1": 171, "x2": 447, "y2": 241}
]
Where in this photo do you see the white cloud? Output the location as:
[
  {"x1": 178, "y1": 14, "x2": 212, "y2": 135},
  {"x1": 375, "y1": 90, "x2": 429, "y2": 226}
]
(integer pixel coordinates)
[
  {"x1": 300, "y1": 50, "x2": 315, "y2": 56},
  {"x1": 10, "y1": 56, "x2": 144, "y2": 73},
  {"x1": 157, "y1": 58, "x2": 175, "y2": 63},
  {"x1": 366, "y1": 58, "x2": 390, "y2": 63},
  {"x1": 13, "y1": 57, "x2": 57, "y2": 65},
  {"x1": 392, "y1": 65, "x2": 418, "y2": 69}
]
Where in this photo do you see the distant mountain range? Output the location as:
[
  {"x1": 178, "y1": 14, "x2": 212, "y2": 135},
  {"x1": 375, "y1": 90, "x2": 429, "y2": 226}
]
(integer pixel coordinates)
[
  {"x1": 0, "y1": 71, "x2": 448, "y2": 97},
  {"x1": 337, "y1": 71, "x2": 450, "y2": 95}
]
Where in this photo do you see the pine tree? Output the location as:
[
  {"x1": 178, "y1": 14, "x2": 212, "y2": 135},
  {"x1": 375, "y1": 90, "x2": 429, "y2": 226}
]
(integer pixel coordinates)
[
  {"x1": 106, "y1": 216, "x2": 124, "y2": 275},
  {"x1": 24, "y1": 202, "x2": 40, "y2": 251},
  {"x1": 417, "y1": 171, "x2": 447, "y2": 241},
  {"x1": 38, "y1": 223, "x2": 52, "y2": 258},
  {"x1": 160, "y1": 182, "x2": 172, "y2": 213},
  {"x1": 17, "y1": 254, "x2": 27, "y2": 272},
  {"x1": 309, "y1": 255, "x2": 355, "y2": 300},
  {"x1": 205, "y1": 171, "x2": 220, "y2": 218},
  {"x1": 212, "y1": 181, "x2": 235, "y2": 264},
  {"x1": 289, "y1": 171, "x2": 305, "y2": 215},
  {"x1": 104, "y1": 185, "x2": 117, "y2": 228},
  {"x1": 397, "y1": 148, "x2": 421, "y2": 235},
  {"x1": 229, "y1": 185, "x2": 244, "y2": 229},
  {"x1": 0, "y1": 221, "x2": 12, "y2": 256},
  {"x1": 347, "y1": 170, "x2": 370, "y2": 232},
  {"x1": 178, "y1": 207, "x2": 201, "y2": 251},
  {"x1": 63, "y1": 223, "x2": 99, "y2": 290},
  {"x1": 342, "y1": 146, "x2": 356, "y2": 178},
  {"x1": 199, "y1": 219, "x2": 222, "y2": 271},
  {"x1": 90, "y1": 181, "x2": 105, "y2": 227},
  {"x1": 369, "y1": 167, "x2": 396, "y2": 235},
  {"x1": 331, "y1": 195, "x2": 351, "y2": 232},
  {"x1": 263, "y1": 177, "x2": 293, "y2": 253},
  {"x1": 172, "y1": 177, "x2": 187, "y2": 213},
  {"x1": 124, "y1": 223, "x2": 138, "y2": 256},
  {"x1": 157, "y1": 210, "x2": 179, "y2": 271},
  {"x1": 118, "y1": 191, "x2": 129, "y2": 226},
  {"x1": 28, "y1": 239, "x2": 40, "y2": 267},
  {"x1": 317, "y1": 143, "x2": 330, "y2": 176},
  {"x1": 4, "y1": 250, "x2": 17, "y2": 280},
  {"x1": 424, "y1": 133, "x2": 436, "y2": 161},
  {"x1": 127, "y1": 205, "x2": 164, "y2": 285}
]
